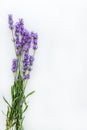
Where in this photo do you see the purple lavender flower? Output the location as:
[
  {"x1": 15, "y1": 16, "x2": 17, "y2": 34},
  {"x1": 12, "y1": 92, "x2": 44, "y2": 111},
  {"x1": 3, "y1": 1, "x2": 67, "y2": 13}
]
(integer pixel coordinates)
[
  {"x1": 23, "y1": 61, "x2": 30, "y2": 67},
  {"x1": 15, "y1": 19, "x2": 24, "y2": 37},
  {"x1": 8, "y1": 14, "x2": 14, "y2": 29},
  {"x1": 9, "y1": 14, "x2": 38, "y2": 79},
  {"x1": 11, "y1": 59, "x2": 18, "y2": 72},
  {"x1": 29, "y1": 55, "x2": 34, "y2": 62},
  {"x1": 19, "y1": 19, "x2": 24, "y2": 26},
  {"x1": 33, "y1": 44, "x2": 38, "y2": 50},
  {"x1": 23, "y1": 44, "x2": 30, "y2": 52},
  {"x1": 33, "y1": 39, "x2": 38, "y2": 45},
  {"x1": 16, "y1": 43, "x2": 21, "y2": 48},
  {"x1": 15, "y1": 23, "x2": 20, "y2": 36},
  {"x1": 23, "y1": 74, "x2": 30, "y2": 80},
  {"x1": 31, "y1": 32, "x2": 38, "y2": 49},
  {"x1": 24, "y1": 53, "x2": 29, "y2": 60},
  {"x1": 28, "y1": 55, "x2": 34, "y2": 66},
  {"x1": 23, "y1": 62, "x2": 30, "y2": 71},
  {"x1": 22, "y1": 53, "x2": 30, "y2": 71},
  {"x1": 16, "y1": 49, "x2": 22, "y2": 56},
  {"x1": 31, "y1": 32, "x2": 38, "y2": 39}
]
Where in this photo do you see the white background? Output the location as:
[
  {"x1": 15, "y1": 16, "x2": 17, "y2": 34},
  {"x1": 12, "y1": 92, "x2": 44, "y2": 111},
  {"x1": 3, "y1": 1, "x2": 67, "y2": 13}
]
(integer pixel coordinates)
[{"x1": 0, "y1": 0, "x2": 87, "y2": 130}]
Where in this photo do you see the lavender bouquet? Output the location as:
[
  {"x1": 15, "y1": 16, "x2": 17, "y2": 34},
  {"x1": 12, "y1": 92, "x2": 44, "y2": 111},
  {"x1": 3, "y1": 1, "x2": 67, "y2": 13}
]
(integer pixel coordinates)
[{"x1": 3, "y1": 15, "x2": 38, "y2": 130}]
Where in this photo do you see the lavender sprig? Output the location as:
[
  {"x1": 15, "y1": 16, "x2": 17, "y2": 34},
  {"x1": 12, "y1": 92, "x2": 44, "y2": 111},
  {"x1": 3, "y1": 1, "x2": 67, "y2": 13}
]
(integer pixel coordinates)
[{"x1": 4, "y1": 14, "x2": 38, "y2": 130}]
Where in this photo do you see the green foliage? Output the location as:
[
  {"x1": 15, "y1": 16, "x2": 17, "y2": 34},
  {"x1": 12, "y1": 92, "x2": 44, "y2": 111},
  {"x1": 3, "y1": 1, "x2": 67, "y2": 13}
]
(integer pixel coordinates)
[
  {"x1": 3, "y1": 97, "x2": 11, "y2": 108},
  {"x1": 4, "y1": 72, "x2": 35, "y2": 130},
  {"x1": 26, "y1": 90, "x2": 35, "y2": 99}
]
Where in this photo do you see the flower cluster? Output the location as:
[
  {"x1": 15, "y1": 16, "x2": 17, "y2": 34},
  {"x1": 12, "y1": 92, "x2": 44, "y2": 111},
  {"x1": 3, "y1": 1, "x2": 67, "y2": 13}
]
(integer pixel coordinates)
[
  {"x1": 11, "y1": 59, "x2": 18, "y2": 72},
  {"x1": 8, "y1": 14, "x2": 38, "y2": 80},
  {"x1": 8, "y1": 14, "x2": 14, "y2": 29}
]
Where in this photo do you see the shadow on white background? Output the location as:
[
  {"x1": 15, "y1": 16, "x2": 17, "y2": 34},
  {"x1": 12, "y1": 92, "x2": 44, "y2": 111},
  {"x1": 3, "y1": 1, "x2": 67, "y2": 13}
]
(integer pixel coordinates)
[{"x1": 0, "y1": 0, "x2": 87, "y2": 130}]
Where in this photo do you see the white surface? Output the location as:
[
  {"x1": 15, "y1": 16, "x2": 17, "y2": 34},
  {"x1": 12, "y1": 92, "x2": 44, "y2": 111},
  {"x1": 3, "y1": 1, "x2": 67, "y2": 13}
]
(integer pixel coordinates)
[{"x1": 0, "y1": 0, "x2": 87, "y2": 130}]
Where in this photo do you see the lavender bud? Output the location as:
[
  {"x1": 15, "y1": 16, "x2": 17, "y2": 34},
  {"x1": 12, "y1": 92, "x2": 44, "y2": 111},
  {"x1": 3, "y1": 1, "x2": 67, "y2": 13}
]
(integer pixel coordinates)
[
  {"x1": 8, "y1": 14, "x2": 14, "y2": 29},
  {"x1": 23, "y1": 74, "x2": 30, "y2": 80},
  {"x1": 11, "y1": 59, "x2": 18, "y2": 72},
  {"x1": 33, "y1": 44, "x2": 38, "y2": 50}
]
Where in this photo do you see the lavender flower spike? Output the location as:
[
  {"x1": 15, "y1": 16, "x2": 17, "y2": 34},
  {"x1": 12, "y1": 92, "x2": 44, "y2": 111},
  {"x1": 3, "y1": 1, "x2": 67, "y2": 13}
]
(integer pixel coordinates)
[
  {"x1": 8, "y1": 14, "x2": 14, "y2": 29},
  {"x1": 11, "y1": 59, "x2": 18, "y2": 72},
  {"x1": 23, "y1": 74, "x2": 30, "y2": 80}
]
